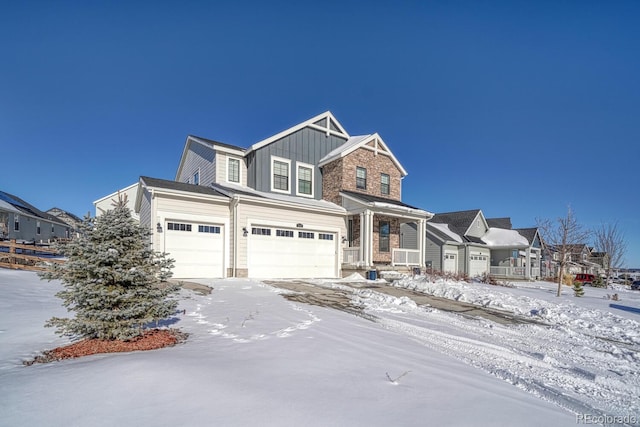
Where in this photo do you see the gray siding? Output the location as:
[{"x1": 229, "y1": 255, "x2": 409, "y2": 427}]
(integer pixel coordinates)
[
  {"x1": 400, "y1": 222, "x2": 418, "y2": 249},
  {"x1": 2, "y1": 211, "x2": 69, "y2": 242},
  {"x1": 247, "y1": 127, "x2": 347, "y2": 199},
  {"x1": 177, "y1": 141, "x2": 216, "y2": 186},
  {"x1": 139, "y1": 190, "x2": 152, "y2": 228},
  {"x1": 491, "y1": 248, "x2": 513, "y2": 266},
  {"x1": 425, "y1": 234, "x2": 442, "y2": 270}
]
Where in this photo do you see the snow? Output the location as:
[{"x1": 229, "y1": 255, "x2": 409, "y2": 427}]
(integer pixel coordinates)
[
  {"x1": 481, "y1": 227, "x2": 529, "y2": 247},
  {"x1": 428, "y1": 222, "x2": 463, "y2": 243},
  {"x1": 2, "y1": 270, "x2": 639, "y2": 426}
]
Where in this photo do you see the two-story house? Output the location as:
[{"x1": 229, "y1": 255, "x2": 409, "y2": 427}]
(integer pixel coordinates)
[
  {"x1": 129, "y1": 112, "x2": 432, "y2": 279},
  {"x1": 0, "y1": 191, "x2": 72, "y2": 242}
]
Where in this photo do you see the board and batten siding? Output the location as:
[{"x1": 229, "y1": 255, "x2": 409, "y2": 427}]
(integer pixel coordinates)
[
  {"x1": 425, "y1": 234, "x2": 442, "y2": 270},
  {"x1": 177, "y1": 141, "x2": 216, "y2": 186},
  {"x1": 139, "y1": 190, "x2": 152, "y2": 231},
  {"x1": 247, "y1": 127, "x2": 347, "y2": 199},
  {"x1": 234, "y1": 200, "x2": 346, "y2": 271},
  {"x1": 400, "y1": 222, "x2": 418, "y2": 250}
]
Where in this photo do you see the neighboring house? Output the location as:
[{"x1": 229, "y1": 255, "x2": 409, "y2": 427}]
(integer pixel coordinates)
[
  {"x1": 425, "y1": 209, "x2": 542, "y2": 280},
  {"x1": 589, "y1": 252, "x2": 610, "y2": 276},
  {"x1": 0, "y1": 191, "x2": 72, "y2": 242},
  {"x1": 93, "y1": 183, "x2": 139, "y2": 221},
  {"x1": 46, "y1": 207, "x2": 84, "y2": 234},
  {"x1": 542, "y1": 243, "x2": 603, "y2": 278},
  {"x1": 125, "y1": 111, "x2": 432, "y2": 279}
]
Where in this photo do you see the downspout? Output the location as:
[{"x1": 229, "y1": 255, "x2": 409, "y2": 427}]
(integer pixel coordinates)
[{"x1": 231, "y1": 195, "x2": 240, "y2": 278}]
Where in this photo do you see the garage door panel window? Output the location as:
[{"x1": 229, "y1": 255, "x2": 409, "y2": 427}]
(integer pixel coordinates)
[
  {"x1": 252, "y1": 227, "x2": 271, "y2": 236},
  {"x1": 319, "y1": 233, "x2": 334, "y2": 240},
  {"x1": 168, "y1": 222, "x2": 192, "y2": 231},
  {"x1": 299, "y1": 232, "x2": 314, "y2": 239},
  {"x1": 276, "y1": 229, "x2": 294, "y2": 237},
  {"x1": 198, "y1": 225, "x2": 221, "y2": 234}
]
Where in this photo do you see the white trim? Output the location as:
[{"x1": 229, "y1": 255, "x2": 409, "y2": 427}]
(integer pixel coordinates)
[
  {"x1": 247, "y1": 111, "x2": 349, "y2": 154},
  {"x1": 92, "y1": 182, "x2": 138, "y2": 205},
  {"x1": 296, "y1": 161, "x2": 314, "y2": 198},
  {"x1": 227, "y1": 157, "x2": 242, "y2": 184},
  {"x1": 270, "y1": 156, "x2": 291, "y2": 194}
]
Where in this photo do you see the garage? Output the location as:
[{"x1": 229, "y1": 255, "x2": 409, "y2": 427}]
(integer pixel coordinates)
[
  {"x1": 443, "y1": 253, "x2": 457, "y2": 273},
  {"x1": 248, "y1": 226, "x2": 338, "y2": 278},
  {"x1": 164, "y1": 221, "x2": 225, "y2": 278},
  {"x1": 469, "y1": 254, "x2": 489, "y2": 277}
]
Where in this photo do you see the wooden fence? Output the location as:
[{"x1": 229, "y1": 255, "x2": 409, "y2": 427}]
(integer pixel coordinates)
[{"x1": 0, "y1": 239, "x2": 65, "y2": 272}]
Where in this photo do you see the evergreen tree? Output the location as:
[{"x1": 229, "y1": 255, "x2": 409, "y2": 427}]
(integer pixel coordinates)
[
  {"x1": 572, "y1": 280, "x2": 585, "y2": 297},
  {"x1": 40, "y1": 197, "x2": 179, "y2": 340}
]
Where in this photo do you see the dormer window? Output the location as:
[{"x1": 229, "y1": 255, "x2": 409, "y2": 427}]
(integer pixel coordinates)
[
  {"x1": 228, "y1": 158, "x2": 240, "y2": 183},
  {"x1": 271, "y1": 156, "x2": 291, "y2": 193},
  {"x1": 193, "y1": 170, "x2": 200, "y2": 186},
  {"x1": 356, "y1": 167, "x2": 367, "y2": 190}
]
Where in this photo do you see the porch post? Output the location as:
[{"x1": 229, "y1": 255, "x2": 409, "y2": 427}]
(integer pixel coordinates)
[
  {"x1": 359, "y1": 212, "x2": 365, "y2": 265},
  {"x1": 365, "y1": 210, "x2": 374, "y2": 267},
  {"x1": 525, "y1": 248, "x2": 531, "y2": 280},
  {"x1": 418, "y1": 219, "x2": 426, "y2": 268}
]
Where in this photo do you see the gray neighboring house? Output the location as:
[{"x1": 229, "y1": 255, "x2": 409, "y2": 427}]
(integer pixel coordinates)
[
  {"x1": 0, "y1": 191, "x2": 72, "y2": 242},
  {"x1": 424, "y1": 209, "x2": 543, "y2": 280}
]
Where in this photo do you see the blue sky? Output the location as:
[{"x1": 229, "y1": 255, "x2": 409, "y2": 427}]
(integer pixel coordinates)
[{"x1": 1, "y1": 1, "x2": 639, "y2": 267}]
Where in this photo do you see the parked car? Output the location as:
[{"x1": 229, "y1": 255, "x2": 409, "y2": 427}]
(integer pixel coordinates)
[
  {"x1": 574, "y1": 274, "x2": 595, "y2": 286},
  {"x1": 631, "y1": 280, "x2": 640, "y2": 290}
]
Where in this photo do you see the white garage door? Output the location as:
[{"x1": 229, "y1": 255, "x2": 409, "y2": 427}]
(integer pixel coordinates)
[
  {"x1": 469, "y1": 254, "x2": 488, "y2": 277},
  {"x1": 164, "y1": 221, "x2": 224, "y2": 278},
  {"x1": 248, "y1": 226, "x2": 337, "y2": 278},
  {"x1": 443, "y1": 253, "x2": 457, "y2": 273}
]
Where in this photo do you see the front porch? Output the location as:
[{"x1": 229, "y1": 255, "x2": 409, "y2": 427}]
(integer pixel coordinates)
[{"x1": 343, "y1": 246, "x2": 421, "y2": 268}]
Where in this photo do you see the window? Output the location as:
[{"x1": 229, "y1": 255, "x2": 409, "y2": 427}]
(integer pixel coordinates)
[
  {"x1": 319, "y1": 233, "x2": 334, "y2": 240},
  {"x1": 272, "y1": 157, "x2": 290, "y2": 193},
  {"x1": 36, "y1": 221, "x2": 41, "y2": 235},
  {"x1": 380, "y1": 173, "x2": 390, "y2": 195},
  {"x1": 252, "y1": 227, "x2": 271, "y2": 236},
  {"x1": 167, "y1": 222, "x2": 192, "y2": 232},
  {"x1": 299, "y1": 231, "x2": 314, "y2": 239},
  {"x1": 14, "y1": 215, "x2": 19, "y2": 232},
  {"x1": 276, "y1": 229, "x2": 294, "y2": 237},
  {"x1": 379, "y1": 221, "x2": 390, "y2": 252},
  {"x1": 198, "y1": 225, "x2": 220, "y2": 234},
  {"x1": 228, "y1": 158, "x2": 240, "y2": 183},
  {"x1": 193, "y1": 170, "x2": 200, "y2": 185},
  {"x1": 356, "y1": 167, "x2": 367, "y2": 190},
  {"x1": 51, "y1": 225, "x2": 54, "y2": 233},
  {"x1": 297, "y1": 163, "x2": 313, "y2": 196}
]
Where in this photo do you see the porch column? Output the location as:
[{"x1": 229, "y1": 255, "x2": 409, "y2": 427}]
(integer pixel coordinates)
[
  {"x1": 525, "y1": 248, "x2": 531, "y2": 280},
  {"x1": 364, "y1": 210, "x2": 374, "y2": 267},
  {"x1": 418, "y1": 219, "x2": 426, "y2": 268},
  {"x1": 359, "y1": 212, "x2": 365, "y2": 265}
]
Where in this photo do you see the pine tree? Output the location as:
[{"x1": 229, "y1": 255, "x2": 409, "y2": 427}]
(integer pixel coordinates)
[
  {"x1": 40, "y1": 197, "x2": 179, "y2": 340},
  {"x1": 572, "y1": 280, "x2": 585, "y2": 297}
]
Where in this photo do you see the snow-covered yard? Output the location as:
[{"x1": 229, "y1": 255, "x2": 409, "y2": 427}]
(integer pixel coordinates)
[{"x1": 1, "y1": 269, "x2": 639, "y2": 426}]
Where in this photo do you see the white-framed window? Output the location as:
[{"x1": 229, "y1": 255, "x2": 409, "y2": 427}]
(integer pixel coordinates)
[
  {"x1": 36, "y1": 221, "x2": 41, "y2": 235},
  {"x1": 379, "y1": 220, "x2": 390, "y2": 252},
  {"x1": 193, "y1": 170, "x2": 200, "y2": 186},
  {"x1": 167, "y1": 222, "x2": 192, "y2": 232},
  {"x1": 356, "y1": 167, "x2": 367, "y2": 190},
  {"x1": 276, "y1": 229, "x2": 294, "y2": 237},
  {"x1": 271, "y1": 156, "x2": 291, "y2": 193},
  {"x1": 297, "y1": 162, "x2": 314, "y2": 197},
  {"x1": 13, "y1": 215, "x2": 19, "y2": 232},
  {"x1": 380, "y1": 173, "x2": 390, "y2": 196},
  {"x1": 228, "y1": 157, "x2": 241, "y2": 183}
]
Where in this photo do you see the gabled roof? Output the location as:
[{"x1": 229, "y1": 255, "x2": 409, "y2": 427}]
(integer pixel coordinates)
[
  {"x1": 189, "y1": 135, "x2": 245, "y2": 153},
  {"x1": 340, "y1": 190, "x2": 432, "y2": 218},
  {"x1": 514, "y1": 227, "x2": 539, "y2": 245},
  {"x1": 0, "y1": 190, "x2": 69, "y2": 226},
  {"x1": 246, "y1": 111, "x2": 349, "y2": 154},
  {"x1": 430, "y1": 209, "x2": 484, "y2": 239},
  {"x1": 481, "y1": 228, "x2": 529, "y2": 248},
  {"x1": 47, "y1": 207, "x2": 83, "y2": 223},
  {"x1": 318, "y1": 133, "x2": 408, "y2": 177},
  {"x1": 427, "y1": 222, "x2": 463, "y2": 243}
]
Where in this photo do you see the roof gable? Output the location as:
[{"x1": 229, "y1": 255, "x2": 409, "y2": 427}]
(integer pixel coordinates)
[
  {"x1": 319, "y1": 133, "x2": 408, "y2": 177},
  {"x1": 175, "y1": 135, "x2": 244, "y2": 181},
  {"x1": 246, "y1": 111, "x2": 349, "y2": 154},
  {"x1": 430, "y1": 209, "x2": 487, "y2": 238}
]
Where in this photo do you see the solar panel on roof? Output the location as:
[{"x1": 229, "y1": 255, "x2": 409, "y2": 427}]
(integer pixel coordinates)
[{"x1": 0, "y1": 192, "x2": 28, "y2": 210}]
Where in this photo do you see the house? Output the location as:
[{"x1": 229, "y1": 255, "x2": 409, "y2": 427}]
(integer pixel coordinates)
[
  {"x1": 94, "y1": 183, "x2": 139, "y2": 221},
  {"x1": 424, "y1": 209, "x2": 542, "y2": 280},
  {"x1": 46, "y1": 207, "x2": 84, "y2": 234},
  {"x1": 0, "y1": 191, "x2": 72, "y2": 242},
  {"x1": 127, "y1": 111, "x2": 432, "y2": 279}
]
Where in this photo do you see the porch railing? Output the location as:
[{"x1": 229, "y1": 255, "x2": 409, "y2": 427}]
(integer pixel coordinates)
[
  {"x1": 343, "y1": 247, "x2": 360, "y2": 264},
  {"x1": 392, "y1": 248, "x2": 421, "y2": 266},
  {"x1": 490, "y1": 266, "x2": 526, "y2": 278}
]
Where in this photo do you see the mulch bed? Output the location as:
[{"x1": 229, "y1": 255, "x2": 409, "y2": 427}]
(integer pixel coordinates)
[{"x1": 24, "y1": 329, "x2": 188, "y2": 365}]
